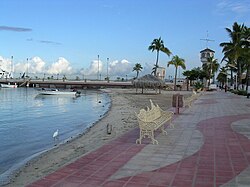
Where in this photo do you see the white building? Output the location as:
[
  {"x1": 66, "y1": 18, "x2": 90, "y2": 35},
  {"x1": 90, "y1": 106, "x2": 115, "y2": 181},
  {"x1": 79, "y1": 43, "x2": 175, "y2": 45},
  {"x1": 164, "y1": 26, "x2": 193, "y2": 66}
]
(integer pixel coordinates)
[
  {"x1": 200, "y1": 48, "x2": 215, "y2": 88},
  {"x1": 200, "y1": 48, "x2": 215, "y2": 65},
  {"x1": 156, "y1": 67, "x2": 165, "y2": 80}
]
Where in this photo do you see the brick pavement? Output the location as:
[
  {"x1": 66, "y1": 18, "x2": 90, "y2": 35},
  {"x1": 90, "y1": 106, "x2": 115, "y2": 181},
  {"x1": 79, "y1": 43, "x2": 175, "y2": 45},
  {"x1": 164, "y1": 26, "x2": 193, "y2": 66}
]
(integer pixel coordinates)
[{"x1": 27, "y1": 91, "x2": 250, "y2": 187}]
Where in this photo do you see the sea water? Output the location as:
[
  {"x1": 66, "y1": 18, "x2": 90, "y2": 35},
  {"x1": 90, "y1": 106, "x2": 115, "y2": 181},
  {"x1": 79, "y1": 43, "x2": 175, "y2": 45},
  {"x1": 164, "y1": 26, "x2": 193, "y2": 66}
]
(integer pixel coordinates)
[{"x1": 0, "y1": 88, "x2": 111, "y2": 185}]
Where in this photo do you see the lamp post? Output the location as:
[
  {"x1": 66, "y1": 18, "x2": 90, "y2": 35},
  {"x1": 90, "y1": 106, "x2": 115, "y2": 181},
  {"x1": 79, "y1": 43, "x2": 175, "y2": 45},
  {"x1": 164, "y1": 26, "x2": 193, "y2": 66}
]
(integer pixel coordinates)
[
  {"x1": 26, "y1": 58, "x2": 29, "y2": 78},
  {"x1": 11, "y1": 56, "x2": 14, "y2": 78},
  {"x1": 107, "y1": 58, "x2": 109, "y2": 82},
  {"x1": 97, "y1": 55, "x2": 99, "y2": 80}
]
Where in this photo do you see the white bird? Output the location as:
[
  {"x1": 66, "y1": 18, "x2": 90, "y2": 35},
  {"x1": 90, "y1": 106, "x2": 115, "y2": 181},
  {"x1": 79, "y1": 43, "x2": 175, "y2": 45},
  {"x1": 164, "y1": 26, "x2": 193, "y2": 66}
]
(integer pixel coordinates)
[{"x1": 53, "y1": 129, "x2": 59, "y2": 140}]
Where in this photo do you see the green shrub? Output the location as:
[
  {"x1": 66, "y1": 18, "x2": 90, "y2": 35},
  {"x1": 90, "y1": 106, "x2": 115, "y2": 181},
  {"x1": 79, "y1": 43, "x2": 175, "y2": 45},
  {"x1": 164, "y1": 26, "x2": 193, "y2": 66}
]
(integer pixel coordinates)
[
  {"x1": 194, "y1": 82, "x2": 204, "y2": 91},
  {"x1": 237, "y1": 90, "x2": 247, "y2": 96},
  {"x1": 230, "y1": 90, "x2": 247, "y2": 96}
]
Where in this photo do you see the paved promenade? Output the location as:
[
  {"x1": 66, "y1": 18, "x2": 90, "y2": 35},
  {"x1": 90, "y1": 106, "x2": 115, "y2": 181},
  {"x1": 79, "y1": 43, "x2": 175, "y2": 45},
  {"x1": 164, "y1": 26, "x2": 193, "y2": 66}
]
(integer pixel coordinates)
[{"x1": 27, "y1": 91, "x2": 250, "y2": 187}]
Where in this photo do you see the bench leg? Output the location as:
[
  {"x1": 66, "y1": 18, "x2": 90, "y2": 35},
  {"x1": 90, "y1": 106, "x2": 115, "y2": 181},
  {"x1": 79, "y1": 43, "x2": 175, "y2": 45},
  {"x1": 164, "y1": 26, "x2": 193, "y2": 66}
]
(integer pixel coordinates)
[
  {"x1": 136, "y1": 129, "x2": 144, "y2": 144},
  {"x1": 152, "y1": 138, "x2": 158, "y2": 145},
  {"x1": 160, "y1": 125, "x2": 167, "y2": 135},
  {"x1": 136, "y1": 129, "x2": 160, "y2": 145},
  {"x1": 151, "y1": 131, "x2": 158, "y2": 144},
  {"x1": 136, "y1": 138, "x2": 141, "y2": 144}
]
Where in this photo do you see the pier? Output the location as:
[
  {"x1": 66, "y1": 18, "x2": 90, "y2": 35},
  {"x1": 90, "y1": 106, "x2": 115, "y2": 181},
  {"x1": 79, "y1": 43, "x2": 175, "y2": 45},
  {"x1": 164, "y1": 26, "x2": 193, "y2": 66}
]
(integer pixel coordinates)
[{"x1": 0, "y1": 79, "x2": 133, "y2": 89}]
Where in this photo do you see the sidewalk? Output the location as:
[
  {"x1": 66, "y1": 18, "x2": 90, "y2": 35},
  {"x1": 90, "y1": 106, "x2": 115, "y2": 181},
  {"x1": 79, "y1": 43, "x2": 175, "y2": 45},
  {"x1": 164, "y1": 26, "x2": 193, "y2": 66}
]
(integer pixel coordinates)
[{"x1": 27, "y1": 91, "x2": 250, "y2": 187}]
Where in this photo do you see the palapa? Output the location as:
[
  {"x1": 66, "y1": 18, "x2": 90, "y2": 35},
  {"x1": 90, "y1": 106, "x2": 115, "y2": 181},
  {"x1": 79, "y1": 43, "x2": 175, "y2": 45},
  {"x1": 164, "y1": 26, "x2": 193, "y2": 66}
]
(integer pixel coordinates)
[{"x1": 133, "y1": 74, "x2": 165, "y2": 94}]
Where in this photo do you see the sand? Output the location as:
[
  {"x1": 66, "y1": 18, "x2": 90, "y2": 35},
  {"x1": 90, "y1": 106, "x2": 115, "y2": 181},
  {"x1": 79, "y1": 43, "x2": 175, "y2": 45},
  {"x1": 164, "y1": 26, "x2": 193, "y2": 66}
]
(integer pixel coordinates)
[{"x1": 5, "y1": 88, "x2": 191, "y2": 187}]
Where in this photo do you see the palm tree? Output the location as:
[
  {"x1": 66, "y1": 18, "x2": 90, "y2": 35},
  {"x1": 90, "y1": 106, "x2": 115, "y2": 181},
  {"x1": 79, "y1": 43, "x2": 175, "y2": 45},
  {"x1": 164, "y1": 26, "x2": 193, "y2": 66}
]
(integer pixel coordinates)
[
  {"x1": 148, "y1": 37, "x2": 171, "y2": 76},
  {"x1": 242, "y1": 26, "x2": 250, "y2": 92},
  {"x1": 167, "y1": 55, "x2": 186, "y2": 91},
  {"x1": 224, "y1": 57, "x2": 237, "y2": 87},
  {"x1": 133, "y1": 63, "x2": 143, "y2": 79},
  {"x1": 183, "y1": 67, "x2": 204, "y2": 91},
  {"x1": 217, "y1": 67, "x2": 228, "y2": 88},
  {"x1": 203, "y1": 57, "x2": 219, "y2": 86},
  {"x1": 151, "y1": 64, "x2": 159, "y2": 75},
  {"x1": 220, "y1": 22, "x2": 246, "y2": 89}
]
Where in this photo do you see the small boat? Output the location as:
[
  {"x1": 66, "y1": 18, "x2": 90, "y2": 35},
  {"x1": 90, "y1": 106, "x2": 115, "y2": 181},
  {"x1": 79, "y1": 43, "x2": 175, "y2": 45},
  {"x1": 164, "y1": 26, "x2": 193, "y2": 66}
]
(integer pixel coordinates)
[
  {"x1": 0, "y1": 83, "x2": 18, "y2": 88},
  {"x1": 38, "y1": 89, "x2": 81, "y2": 96}
]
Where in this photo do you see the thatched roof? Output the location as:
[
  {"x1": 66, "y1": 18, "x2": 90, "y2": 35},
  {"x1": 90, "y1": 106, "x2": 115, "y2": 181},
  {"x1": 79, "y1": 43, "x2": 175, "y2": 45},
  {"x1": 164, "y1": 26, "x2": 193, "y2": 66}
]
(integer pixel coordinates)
[{"x1": 133, "y1": 74, "x2": 165, "y2": 88}]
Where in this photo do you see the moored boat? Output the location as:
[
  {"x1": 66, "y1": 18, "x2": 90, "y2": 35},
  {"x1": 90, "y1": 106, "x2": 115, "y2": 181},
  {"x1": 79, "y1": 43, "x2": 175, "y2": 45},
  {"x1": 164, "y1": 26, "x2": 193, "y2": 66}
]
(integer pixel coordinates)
[
  {"x1": 38, "y1": 89, "x2": 81, "y2": 96},
  {"x1": 0, "y1": 83, "x2": 18, "y2": 88}
]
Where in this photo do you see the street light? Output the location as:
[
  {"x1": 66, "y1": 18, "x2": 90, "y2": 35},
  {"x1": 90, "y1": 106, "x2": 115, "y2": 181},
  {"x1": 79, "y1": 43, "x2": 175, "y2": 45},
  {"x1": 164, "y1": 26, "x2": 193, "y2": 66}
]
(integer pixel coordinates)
[
  {"x1": 26, "y1": 58, "x2": 29, "y2": 78},
  {"x1": 97, "y1": 55, "x2": 99, "y2": 80},
  {"x1": 107, "y1": 58, "x2": 109, "y2": 82},
  {"x1": 11, "y1": 56, "x2": 14, "y2": 78}
]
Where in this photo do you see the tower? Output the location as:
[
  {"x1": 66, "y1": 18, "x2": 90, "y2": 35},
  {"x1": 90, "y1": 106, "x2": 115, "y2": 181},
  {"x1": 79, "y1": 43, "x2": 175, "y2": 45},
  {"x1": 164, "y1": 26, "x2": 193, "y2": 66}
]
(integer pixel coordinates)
[
  {"x1": 156, "y1": 66, "x2": 165, "y2": 80},
  {"x1": 200, "y1": 48, "x2": 215, "y2": 65}
]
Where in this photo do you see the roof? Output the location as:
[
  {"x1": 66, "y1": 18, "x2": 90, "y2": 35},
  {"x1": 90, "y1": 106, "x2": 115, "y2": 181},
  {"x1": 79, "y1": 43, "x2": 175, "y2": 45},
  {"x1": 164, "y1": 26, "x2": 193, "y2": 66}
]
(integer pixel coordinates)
[
  {"x1": 132, "y1": 74, "x2": 165, "y2": 88},
  {"x1": 200, "y1": 48, "x2": 215, "y2": 53}
]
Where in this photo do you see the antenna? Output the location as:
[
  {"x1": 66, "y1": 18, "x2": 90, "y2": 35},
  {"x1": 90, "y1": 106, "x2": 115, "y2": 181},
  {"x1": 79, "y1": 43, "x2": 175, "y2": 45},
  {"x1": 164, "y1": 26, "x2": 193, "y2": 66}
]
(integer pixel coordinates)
[{"x1": 200, "y1": 31, "x2": 215, "y2": 48}]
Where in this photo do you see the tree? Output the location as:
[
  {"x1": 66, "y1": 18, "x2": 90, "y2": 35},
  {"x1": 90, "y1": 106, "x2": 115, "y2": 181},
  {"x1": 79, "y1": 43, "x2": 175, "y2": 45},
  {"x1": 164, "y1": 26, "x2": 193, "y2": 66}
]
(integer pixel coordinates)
[
  {"x1": 183, "y1": 67, "x2": 203, "y2": 91},
  {"x1": 133, "y1": 63, "x2": 143, "y2": 78},
  {"x1": 224, "y1": 57, "x2": 237, "y2": 87},
  {"x1": 217, "y1": 67, "x2": 228, "y2": 88},
  {"x1": 167, "y1": 55, "x2": 186, "y2": 91},
  {"x1": 242, "y1": 26, "x2": 250, "y2": 92},
  {"x1": 220, "y1": 22, "x2": 246, "y2": 89},
  {"x1": 148, "y1": 37, "x2": 171, "y2": 76},
  {"x1": 203, "y1": 57, "x2": 219, "y2": 86}
]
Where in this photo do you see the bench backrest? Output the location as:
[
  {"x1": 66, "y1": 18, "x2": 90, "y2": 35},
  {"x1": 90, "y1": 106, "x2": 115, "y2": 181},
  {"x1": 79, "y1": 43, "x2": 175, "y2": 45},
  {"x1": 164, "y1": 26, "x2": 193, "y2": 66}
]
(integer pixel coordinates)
[{"x1": 136, "y1": 100, "x2": 161, "y2": 122}]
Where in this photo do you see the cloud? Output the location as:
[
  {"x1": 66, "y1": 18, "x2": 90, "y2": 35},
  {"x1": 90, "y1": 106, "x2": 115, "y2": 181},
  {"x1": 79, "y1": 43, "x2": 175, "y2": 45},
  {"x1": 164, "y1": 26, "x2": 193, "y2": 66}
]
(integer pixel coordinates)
[
  {"x1": 0, "y1": 26, "x2": 32, "y2": 32},
  {"x1": 0, "y1": 56, "x2": 12, "y2": 73},
  {"x1": 26, "y1": 38, "x2": 62, "y2": 45},
  {"x1": 82, "y1": 59, "x2": 153, "y2": 79},
  {"x1": 14, "y1": 57, "x2": 46, "y2": 74},
  {"x1": 1, "y1": 54, "x2": 153, "y2": 79},
  {"x1": 38, "y1": 40, "x2": 61, "y2": 45},
  {"x1": 47, "y1": 57, "x2": 74, "y2": 74},
  {"x1": 1, "y1": 56, "x2": 73, "y2": 75},
  {"x1": 84, "y1": 59, "x2": 103, "y2": 76},
  {"x1": 216, "y1": 0, "x2": 250, "y2": 14},
  {"x1": 109, "y1": 59, "x2": 132, "y2": 76},
  {"x1": 30, "y1": 57, "x2": 46, "y2": 73},
  {"x1": 83, "y1": 59, "x2": 133, "y2": 77}
]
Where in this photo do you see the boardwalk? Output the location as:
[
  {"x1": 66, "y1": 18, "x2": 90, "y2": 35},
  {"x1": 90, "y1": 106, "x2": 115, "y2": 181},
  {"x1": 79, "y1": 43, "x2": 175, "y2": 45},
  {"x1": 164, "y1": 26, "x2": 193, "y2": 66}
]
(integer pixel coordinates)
[{"x1": 27, "y1": 91, "x2": 250, "y2": 187}]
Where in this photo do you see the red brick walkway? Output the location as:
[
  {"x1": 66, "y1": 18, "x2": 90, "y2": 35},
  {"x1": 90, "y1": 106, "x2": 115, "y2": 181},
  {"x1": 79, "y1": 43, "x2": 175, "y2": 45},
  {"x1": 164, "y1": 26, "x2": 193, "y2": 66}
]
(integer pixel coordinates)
[{"x1": 27, "y1": 93, "x2": 250, "y2": 187}]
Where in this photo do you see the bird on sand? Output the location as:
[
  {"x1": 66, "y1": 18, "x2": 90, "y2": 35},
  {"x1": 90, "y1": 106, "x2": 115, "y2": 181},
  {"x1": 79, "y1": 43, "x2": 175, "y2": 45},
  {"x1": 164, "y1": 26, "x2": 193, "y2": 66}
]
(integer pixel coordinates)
[{"x1": 53, "y1": 129, "x2": 59, "y2": 140}]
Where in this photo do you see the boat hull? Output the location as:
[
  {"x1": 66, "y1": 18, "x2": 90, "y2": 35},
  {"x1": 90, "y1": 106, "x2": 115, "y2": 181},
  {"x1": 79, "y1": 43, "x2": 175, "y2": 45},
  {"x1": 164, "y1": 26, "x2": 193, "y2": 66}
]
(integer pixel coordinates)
[
  {"x1": 0, "y1": 83, "x2": 18, "y2": 88},
  {"x1": 38, "y1": 91, "x2": 78, "y2": 96}
]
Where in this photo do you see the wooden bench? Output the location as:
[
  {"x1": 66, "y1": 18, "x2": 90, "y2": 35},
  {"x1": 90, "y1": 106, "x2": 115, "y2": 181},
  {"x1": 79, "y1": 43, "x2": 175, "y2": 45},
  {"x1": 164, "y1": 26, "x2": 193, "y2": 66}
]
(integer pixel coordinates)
[{"x1": 135, "y1": 100, "x2": 174, "y2": 145}]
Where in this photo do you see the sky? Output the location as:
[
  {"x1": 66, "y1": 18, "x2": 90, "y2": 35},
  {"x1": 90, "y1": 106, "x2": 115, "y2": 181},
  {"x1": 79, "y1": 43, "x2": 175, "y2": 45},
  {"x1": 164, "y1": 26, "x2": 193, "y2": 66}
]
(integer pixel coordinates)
[{"x1": 0, "y1": 0, "x2": 249, "y2": 80}]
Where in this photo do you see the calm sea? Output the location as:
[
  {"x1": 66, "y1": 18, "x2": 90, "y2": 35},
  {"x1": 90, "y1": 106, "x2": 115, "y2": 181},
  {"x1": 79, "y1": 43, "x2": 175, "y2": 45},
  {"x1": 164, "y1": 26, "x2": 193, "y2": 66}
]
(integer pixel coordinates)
[{"x1": 0, "y1": 88, "x2": 111, "y2": 185}]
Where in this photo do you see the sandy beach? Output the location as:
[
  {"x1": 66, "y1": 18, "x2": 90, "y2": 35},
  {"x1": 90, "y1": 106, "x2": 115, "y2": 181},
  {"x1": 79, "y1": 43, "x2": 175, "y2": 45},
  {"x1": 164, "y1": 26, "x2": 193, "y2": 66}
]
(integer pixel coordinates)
[{"x1": 5, "y1": 88, "x2": 191, "y2": 187}]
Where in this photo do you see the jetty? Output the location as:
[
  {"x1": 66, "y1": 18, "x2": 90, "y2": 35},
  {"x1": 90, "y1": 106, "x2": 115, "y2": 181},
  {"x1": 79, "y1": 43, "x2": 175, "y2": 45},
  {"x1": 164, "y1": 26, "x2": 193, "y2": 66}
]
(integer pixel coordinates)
[{"x1": 0, "y1": 78, "x2": 133, "y2": 89}]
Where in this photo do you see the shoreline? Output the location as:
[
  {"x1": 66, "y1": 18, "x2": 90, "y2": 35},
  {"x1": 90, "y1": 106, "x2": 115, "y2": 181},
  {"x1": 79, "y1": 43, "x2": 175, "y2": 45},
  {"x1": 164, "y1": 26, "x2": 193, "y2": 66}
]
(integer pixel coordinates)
[{"x1": 5, "y1": 88, "x2": 191, "y2": 187}]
